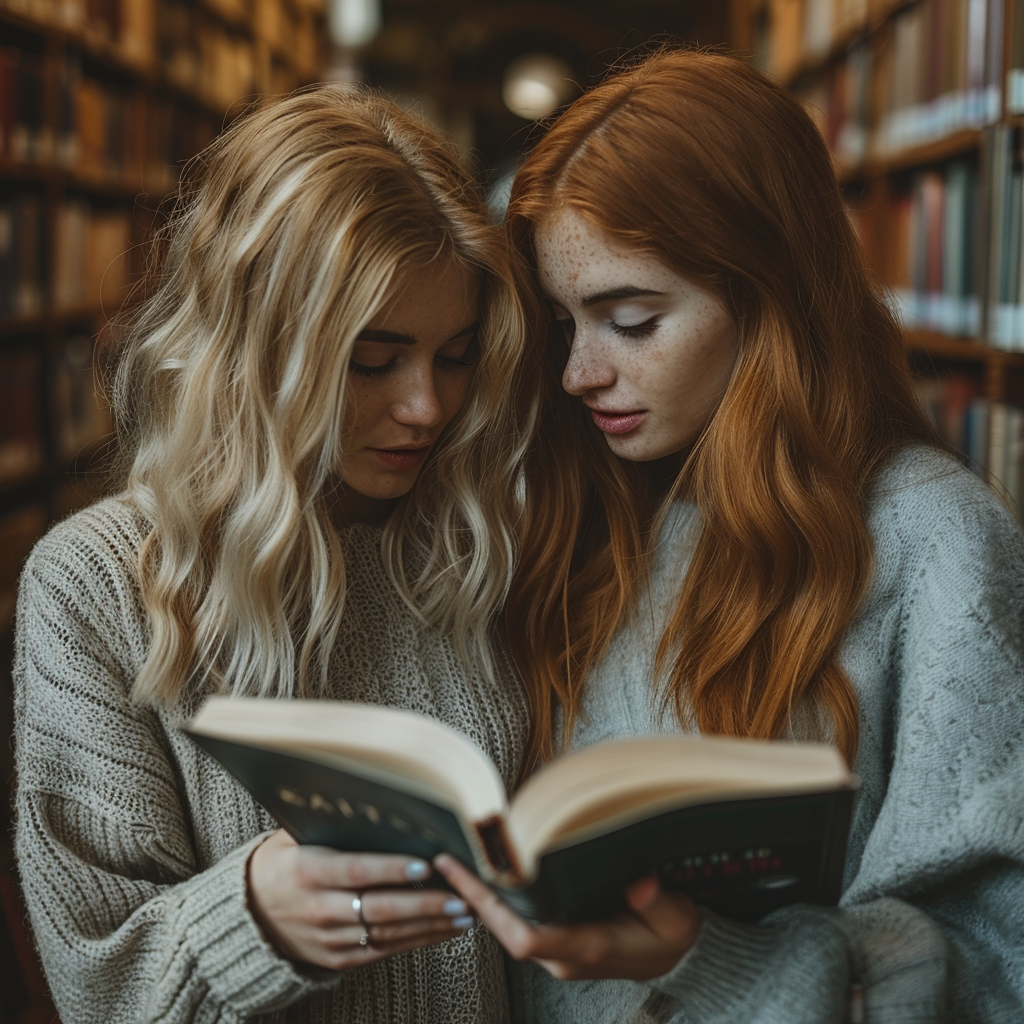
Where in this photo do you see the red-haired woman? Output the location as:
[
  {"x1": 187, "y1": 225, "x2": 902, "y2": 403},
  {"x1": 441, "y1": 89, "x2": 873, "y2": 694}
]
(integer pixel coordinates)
[{"x1": 435, "y1": 49, "x2": 1024, "y2": 1023}]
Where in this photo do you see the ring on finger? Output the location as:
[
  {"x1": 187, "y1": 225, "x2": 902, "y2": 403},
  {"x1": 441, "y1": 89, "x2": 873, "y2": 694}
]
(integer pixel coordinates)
[
  {"x1": 358, "y1": 930, "x2": 371, "y2": 947},
  {"x1": 351, "y1": 893, "x2": 369, "y2": 927}
]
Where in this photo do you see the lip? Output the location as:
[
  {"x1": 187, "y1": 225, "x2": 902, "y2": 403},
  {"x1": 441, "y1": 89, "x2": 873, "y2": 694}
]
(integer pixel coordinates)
[
  {"x1": 368, "y1": 444, "x2": 433, "y2": 470},
  {"x1": 587, "y1": 408, "x2": 647, "y2": 435}
]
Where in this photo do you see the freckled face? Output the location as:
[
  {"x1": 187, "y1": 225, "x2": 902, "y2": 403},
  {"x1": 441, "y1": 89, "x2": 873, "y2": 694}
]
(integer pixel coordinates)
[
  {"x1": 339, "y1": 260, "x2": 480, "y2": 516},
  {"x1": 534, "y1": 207, "x2": 738, "y2": 463}
]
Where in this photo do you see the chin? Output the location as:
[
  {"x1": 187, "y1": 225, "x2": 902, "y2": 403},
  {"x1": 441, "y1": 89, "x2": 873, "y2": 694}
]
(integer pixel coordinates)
[{"x1": 603, "y1": 434, "x2": 670, "y2": 463}]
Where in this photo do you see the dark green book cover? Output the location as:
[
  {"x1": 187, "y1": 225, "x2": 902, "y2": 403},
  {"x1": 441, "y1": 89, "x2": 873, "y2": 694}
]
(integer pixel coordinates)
[{"x1": 188, "y1": 731, "x2": 855, "y2": 925}]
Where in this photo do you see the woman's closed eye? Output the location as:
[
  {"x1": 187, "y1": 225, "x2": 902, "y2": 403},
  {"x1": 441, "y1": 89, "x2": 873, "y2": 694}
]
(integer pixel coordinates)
[
  {"x1": 349, "y1": 355, "x2": 397, "y2": 377},
  {"x1": 436, "y1": 335, "x2": 479, "y2": 369},
  {"x1": 611, "y1": 315, "x2": 659, "y2": 339}
]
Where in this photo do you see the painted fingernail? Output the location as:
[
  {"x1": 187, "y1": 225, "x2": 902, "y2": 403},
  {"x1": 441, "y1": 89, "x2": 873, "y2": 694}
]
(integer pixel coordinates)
[
  {"x1": 405, "y1": 861, "x2": 430, "y2": 881},
  {"x1": 443, "y1": 898, "x2": 468, "y2": 917},
  {"x1": 451, "y1": 915, "x2": 475, "y2": 930}
]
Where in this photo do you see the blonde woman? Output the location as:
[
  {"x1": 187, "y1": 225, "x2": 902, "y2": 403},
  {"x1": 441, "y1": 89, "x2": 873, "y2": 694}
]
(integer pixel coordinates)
[{"x1": 13, "y1": 87, "x2": 536, "y2": 1024}]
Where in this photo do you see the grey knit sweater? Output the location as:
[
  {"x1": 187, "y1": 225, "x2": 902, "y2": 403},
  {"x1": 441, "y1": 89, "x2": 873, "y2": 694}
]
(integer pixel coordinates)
[
  {"x1": 509, "y1": 445, "x2": 1024, "y2": 1024},
  {"x1": 13, "y1": 498, "x2": 530, "y2": 1024}
]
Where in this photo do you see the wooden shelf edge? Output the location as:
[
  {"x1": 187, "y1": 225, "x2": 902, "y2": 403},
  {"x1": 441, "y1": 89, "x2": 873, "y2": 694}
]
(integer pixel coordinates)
[
  {"x1": 0, "y1": 306, "x2": 106, "y2": 340},
  {"x1": 905, "y1": 330, "x2": 1024, "y2": 370},
  {"x1": 837, "y1": 129, "x2": 982, "y2": 182}
]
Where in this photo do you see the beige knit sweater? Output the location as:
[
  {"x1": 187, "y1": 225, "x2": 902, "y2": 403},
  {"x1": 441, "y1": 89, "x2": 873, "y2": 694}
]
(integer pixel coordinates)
[{"x1": 13, "y1": 497, "x2": 530, "y2": 1024}]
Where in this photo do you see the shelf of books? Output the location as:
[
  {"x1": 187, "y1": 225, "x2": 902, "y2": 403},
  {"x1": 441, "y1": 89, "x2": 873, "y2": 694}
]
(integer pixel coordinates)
[
  {"x1": 1, "y1": 0, "x2": 326, "y2": 1014},
  {"x1": 735, "y1": 0, "x2": 1024, "y2": 517},
  {"x1": 0, "y1": 0, "x2": 327, "y2": 643}
]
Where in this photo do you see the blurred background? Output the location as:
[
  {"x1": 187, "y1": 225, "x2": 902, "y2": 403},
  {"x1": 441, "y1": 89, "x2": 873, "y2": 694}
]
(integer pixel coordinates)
[{"x1": 4, "y1": 0, "x2": 1024, "y2": 1019}]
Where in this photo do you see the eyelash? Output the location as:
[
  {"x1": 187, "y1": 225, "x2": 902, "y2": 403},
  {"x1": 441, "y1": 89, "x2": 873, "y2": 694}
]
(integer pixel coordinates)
[
  {"x1": 552, "y1": 316, "x2": 660, "y2": 341},
  {"x1": 348, "y1": 347, "x2": 478, "y2": 378},
  {"x1": 612, "y1": 317, "x2": 659, "y2": 339}
]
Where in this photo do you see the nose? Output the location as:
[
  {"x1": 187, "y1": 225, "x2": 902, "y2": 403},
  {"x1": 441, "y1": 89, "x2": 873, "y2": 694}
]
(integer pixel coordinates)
[
  {"x1": 561, "y1": 334, "x2": 615, "y2": 396},
  {"x1": 392, "y1": 365, "x2": 445, "y2": 430}
]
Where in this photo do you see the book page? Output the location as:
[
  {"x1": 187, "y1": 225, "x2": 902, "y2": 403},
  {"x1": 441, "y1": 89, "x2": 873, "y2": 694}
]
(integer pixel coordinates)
[
  {"x1": 507, "y1": 735, "x2": 852, "y2": 876},
  {"x1": 188, "y1": 698, "x2": 509, "y2": 823}
]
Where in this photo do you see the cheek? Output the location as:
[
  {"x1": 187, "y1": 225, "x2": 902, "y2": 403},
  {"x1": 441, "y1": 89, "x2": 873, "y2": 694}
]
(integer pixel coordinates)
[
  {"x1": 342, "y1": 379, "x2": 386, "y2": 439},
  {"x1": 436, "y1": 371, "x2": 474, "y2": 421}
]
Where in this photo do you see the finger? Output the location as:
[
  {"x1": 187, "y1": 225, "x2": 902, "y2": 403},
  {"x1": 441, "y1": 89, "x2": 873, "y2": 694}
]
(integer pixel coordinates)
[
  {"x1": 625, "y1": 877, "x2": 701, "y2": 946},
  {"x1": 296, "y1": 847, "x2": 431, "y2": 890},
  {"x1": 304, "y1": 887, "x2": 468, "y2": 927},
  {"x1": 434, "y1": 855, "x2": 561, "y2": 961},
  {"x1": 359, "y1": 889, "x2": 470, "y2": 925}
]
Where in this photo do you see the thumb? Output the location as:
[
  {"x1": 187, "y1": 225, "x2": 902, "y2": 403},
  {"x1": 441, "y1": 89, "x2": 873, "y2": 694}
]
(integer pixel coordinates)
[{"x1": 626, "y1": 877, "x2": 701, "y2": 947}]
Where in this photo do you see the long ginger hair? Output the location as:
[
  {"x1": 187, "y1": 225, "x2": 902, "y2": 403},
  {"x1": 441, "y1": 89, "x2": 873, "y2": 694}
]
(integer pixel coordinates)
[
  {"x1": 112, "y1": 86, "x2": 539, "y2": 707},
  {"x1": 505, "y1": 50, "x2": 936, "y2": 769}
]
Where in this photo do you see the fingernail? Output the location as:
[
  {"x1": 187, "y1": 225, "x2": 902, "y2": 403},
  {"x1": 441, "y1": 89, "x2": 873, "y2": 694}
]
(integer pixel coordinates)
[
  {"x1": 451, "y1": 915, "x2": 475, "y2": 930},
  {"x1": 405, "y1": 861, "x2": 430, "y2": 881},
  {"x1": 443, "y1": 898, "x2": 468, "y2": 917}
]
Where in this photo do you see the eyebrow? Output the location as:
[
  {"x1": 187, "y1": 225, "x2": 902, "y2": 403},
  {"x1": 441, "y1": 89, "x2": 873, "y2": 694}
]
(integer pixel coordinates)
[
  {"x1": 357, "y1": 322, "x2": 479, "y2": 346},
  {"x1": 580, "y1": 287, "x2": 665, "y2": 307}
]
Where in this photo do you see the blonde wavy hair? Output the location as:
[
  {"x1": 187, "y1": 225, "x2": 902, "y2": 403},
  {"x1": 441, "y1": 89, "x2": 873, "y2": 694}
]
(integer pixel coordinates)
[{"x1": 111, "y1": 85, "x2": 538, "y2": 707}]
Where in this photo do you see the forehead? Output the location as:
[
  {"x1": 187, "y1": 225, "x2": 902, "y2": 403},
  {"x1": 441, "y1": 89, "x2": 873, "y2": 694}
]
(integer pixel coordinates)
[
  {"x1": 371, "y1": 258, "x2": 480, "y2": 329},
  {"x1": 533, "y1": 207, "x2": 680, "y2": 302}
]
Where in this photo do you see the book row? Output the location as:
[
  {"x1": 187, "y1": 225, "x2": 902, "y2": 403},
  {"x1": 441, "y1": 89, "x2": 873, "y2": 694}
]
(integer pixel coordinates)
[
  {"x1": 792, "y1": 0, "x2": 1009, "y2": 164},
  {"x1": 0, "y1": 338, "x2": 111, "y2": 490},
  {"x1": 984, "y1": 125, "x2": 1024, "y2": 350},
  {"x1": 0, "y1": 0, "x2": 324, "y2": 91},
  {"x1": 870, "y1": 161, "x2": 982, "y2": 338},
  {"x1": 1, "y1": 47, "x2": 219, "y2": 191},
  {"x1": 0, "y1": 193, "x2": 132, "y2": 317},
  {"x1": 916, "y1": 373, "x2": 1024, "y2": 512}
]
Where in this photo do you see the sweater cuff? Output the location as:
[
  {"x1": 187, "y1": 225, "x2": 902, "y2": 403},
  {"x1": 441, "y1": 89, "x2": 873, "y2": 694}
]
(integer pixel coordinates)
[
  {"x1": 649, "y1": 910, "x2": 781, "y2": 1019},
  {"x1": 176, "y1": 832, "x2": 337, "y2": 1015}
]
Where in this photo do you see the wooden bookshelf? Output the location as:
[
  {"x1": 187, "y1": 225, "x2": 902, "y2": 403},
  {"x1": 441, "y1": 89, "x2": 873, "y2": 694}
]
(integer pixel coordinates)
[
  {"x1": 0, "y1": 0, "x2": 325, "y2": 1014},
  {"x1": 733, "y1": 0, "x2": 1024, "y2": 509},
  {"x1": 0, "y1": 0, "x2": 327, "y2": 625}
]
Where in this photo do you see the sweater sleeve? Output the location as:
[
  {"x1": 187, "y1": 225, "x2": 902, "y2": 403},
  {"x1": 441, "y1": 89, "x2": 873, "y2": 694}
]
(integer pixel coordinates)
[
  {"x1": 13, "y1": 524, "x2": 336, "y2": 1024},
  {"x1": 647, "y1": 483, "x2": 1024, "y2": 1024}
]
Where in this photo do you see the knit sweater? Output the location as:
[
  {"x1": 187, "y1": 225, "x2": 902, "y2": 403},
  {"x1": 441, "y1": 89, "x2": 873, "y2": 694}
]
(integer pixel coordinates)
[
  {"x1": 13, "y1": 497, "x2": 531, "y2": 1024},
  {"x1": 509, "y1": 445, "x2": 1024, "y2": 1024}
]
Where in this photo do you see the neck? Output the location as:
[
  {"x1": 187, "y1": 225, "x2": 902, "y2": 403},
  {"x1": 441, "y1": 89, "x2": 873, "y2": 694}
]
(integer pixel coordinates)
[{"x1": 330, "y1": 487, "x2": 398, "y2": 527}]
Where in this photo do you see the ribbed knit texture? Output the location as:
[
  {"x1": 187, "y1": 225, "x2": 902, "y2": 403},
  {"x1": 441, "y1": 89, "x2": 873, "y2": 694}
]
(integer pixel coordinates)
[
  {"x1": 509, "y1": 445, "x2": 1024, "y2": 1024},
  {"x1": 13, "y1": 498, "x2": 531, "y2": 1024}
]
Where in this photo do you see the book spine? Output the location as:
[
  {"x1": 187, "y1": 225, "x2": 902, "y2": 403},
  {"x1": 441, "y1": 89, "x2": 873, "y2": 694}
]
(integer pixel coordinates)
[{"x1": 473, "y1": 816, "x2": 524, "y2": 885}]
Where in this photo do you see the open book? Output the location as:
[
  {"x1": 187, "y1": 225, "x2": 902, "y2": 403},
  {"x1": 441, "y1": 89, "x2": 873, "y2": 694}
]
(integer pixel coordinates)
[{"x1": 186, "y1": 698, "x2": 857, "y2": 923}]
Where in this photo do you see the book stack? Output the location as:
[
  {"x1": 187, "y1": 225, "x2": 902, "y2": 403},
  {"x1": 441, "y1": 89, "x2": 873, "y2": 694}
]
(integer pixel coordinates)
[
  {"x1": 73, "y1": 73, "x2": 146, "y2": 181},
  {"x1": 0, "y1": 194, "x2": 44, "y2": 318},
  {"x1": 52, "y1": 200, "x2": 132, "y2": 311},
  {"x1": 797, "y1": 40, "x2": 872, "y2": 167},
  {"x1": 0, "y1": 46, "x2": 50, "y2": 164},
  {"x1": 886, "y1": 161, "x2": 980, "y2": 337}
]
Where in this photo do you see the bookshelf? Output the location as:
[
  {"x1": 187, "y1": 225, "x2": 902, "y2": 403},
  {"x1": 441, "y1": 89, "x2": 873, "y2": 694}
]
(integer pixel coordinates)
[
  {"x1": 0, "y1": 0, "x2": 325, "y2": 1016},
  {"x1": 0, "y1": 0, "x2": 326, "y2": 633},
  {"x1": 733, "y1": 0, "x2": 1024, "y2": 514}
]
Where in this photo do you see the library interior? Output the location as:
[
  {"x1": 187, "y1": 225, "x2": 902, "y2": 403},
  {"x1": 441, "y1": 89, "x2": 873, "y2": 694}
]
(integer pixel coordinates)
[{"x1": 1, "y1": 0, "x2": 1023, "y2": 1018}]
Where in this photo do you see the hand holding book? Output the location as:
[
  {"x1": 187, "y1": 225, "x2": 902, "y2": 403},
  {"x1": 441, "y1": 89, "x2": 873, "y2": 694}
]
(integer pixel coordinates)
[
  {"x1": 245, "y1": 829, "x2": 475, "y2": 970},
  {"x1": 434, "y1": 854, "x2": 703, "y2": 982},
  {"x1": 187, "y1": 698, "x2": 857, "y2": 927}
]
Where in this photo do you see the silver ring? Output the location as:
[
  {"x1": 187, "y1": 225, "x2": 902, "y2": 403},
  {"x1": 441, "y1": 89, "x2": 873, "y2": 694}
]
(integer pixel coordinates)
[
  {"x1": 358, "y1": 930, "x2": 371, "y2": 947},
  {"x1": 351, "y1": 893, "x2": 368, "y2": 927}
]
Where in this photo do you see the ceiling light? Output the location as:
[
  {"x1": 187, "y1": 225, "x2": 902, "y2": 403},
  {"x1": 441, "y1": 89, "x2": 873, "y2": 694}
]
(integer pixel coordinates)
[
  {"x1": 328, "y1": 0, "x2": 382, "y2": 49},
  {"x1": 502, "y1": 53, "x2": 576, "y2": 120}
]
